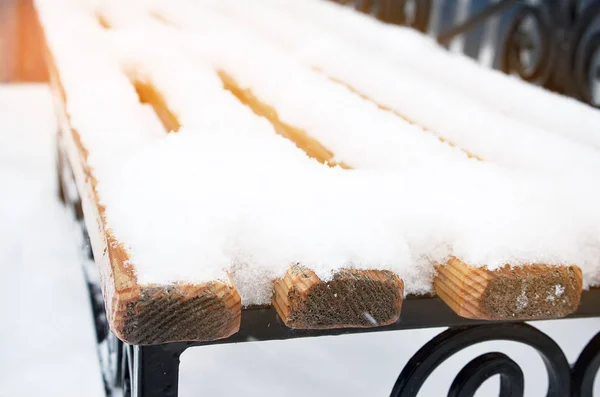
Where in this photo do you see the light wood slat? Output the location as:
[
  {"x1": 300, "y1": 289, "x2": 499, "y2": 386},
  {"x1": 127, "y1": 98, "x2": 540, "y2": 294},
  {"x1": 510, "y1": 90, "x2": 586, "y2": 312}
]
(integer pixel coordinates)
[
  {"x1": 218, "y1": 70, "x2": 348, "y2": 168},
  {"x1": 273, "y1": 265, "x2": 404, "y2": 329},
  {"x1": 43, "y1": 30, "x2": 241, "y2": 345},
  {"x1": 434, "y1": 257, "x2": 582, "y2": 320},
  {"x1": 133, "y1": 80, "x2": 181, "y2": 133}
]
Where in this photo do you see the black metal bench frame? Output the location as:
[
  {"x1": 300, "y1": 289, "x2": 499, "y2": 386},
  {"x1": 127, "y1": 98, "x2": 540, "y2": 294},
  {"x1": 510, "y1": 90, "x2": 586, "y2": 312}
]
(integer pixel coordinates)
[{"x1": 58, "y1": 1, "x2": 600, "y2": 396}]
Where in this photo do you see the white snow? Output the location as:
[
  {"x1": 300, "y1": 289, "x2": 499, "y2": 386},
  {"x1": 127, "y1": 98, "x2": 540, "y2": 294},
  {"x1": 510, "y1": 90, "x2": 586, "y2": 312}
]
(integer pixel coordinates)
[
  {"x1": 0, "y1": 84, "x2": 104, "y2": 397},
  {"x1": 32, "y1": 0, "x2": 600, "y2": 308},
  {"x1": 104, "y1": 2, "x2": 471, "y2": 171},
  {"x1": 258, "y1": 0, "x2": 600, "y2": 152},
  {"x1": 200, "y1": 0, "x2": 600, "y2": 176},
  {"x1": 34, "y1": 0, "x2": 163, "y2": 173}
]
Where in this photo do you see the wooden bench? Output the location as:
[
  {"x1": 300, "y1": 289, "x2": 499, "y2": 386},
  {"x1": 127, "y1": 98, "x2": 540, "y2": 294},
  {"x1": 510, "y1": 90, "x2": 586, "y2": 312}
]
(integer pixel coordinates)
[{"x1": 38, "y1": 0, "x2": 600, "y2": 395}]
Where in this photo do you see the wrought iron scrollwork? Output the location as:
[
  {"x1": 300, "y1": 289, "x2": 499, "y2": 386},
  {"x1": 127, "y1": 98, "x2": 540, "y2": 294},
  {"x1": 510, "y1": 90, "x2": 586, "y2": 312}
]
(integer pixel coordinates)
[
  {"x1": 569, "y1": 1, "x2": 600, "y2": 107},
  {"x1": 502, "y1": 5, "x2": 552, "y2": 83},
  {"x1": 448, "y1": 352, "x2": 524, "y2": 397},
  {"x1": 502, "y1": 0, "x2": 600, "y2": 107},
  {"x1": 390, "y1": 323, "x2": 571, "y2": 397},
  {"x1": 572, "y1": 331, "x2": 600, "y2": 397}
]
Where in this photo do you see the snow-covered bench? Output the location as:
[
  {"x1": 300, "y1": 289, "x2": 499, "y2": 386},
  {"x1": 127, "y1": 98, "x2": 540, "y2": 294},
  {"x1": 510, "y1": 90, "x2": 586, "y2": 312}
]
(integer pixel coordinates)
[{"x1": 37, "y1": 0, "x2": 600, "y2": 396}]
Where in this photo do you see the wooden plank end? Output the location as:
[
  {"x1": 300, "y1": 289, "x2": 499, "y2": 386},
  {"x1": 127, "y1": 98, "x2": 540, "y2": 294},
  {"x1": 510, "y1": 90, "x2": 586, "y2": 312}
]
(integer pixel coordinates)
[
  {"x1": 273, "y1": 265, "x2": 404, "y2": 329},
  {"x1": 434, "y1": 257, "x2": 582, "y2": 320},
  {"x1": 111, "y1": 279, "x2": 242, "y2": 345}
]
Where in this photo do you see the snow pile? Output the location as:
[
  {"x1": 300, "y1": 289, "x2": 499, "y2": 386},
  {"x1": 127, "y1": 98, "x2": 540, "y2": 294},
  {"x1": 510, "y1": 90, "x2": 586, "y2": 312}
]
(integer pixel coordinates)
[
  {"x1": 102, "y1": 132, "x2": 600, "y2": 303},
  {"x1": 35, "y1": 0, "x2": 600, "y2": 306}
]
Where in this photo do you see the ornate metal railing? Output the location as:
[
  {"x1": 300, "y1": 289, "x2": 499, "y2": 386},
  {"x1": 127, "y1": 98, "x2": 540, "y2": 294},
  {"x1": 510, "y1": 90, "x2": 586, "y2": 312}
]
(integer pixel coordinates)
[{"x1": 58, "y1": 1, "x2": 600, "y2": 396}]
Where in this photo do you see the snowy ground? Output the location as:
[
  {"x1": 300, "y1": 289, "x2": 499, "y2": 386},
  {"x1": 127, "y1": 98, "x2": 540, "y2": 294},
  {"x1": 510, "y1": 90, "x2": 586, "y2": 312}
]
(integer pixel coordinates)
[
  {"x1": 1, "y1": 83, "x2": 599, "y2": 397},
  {"x1": 0, "y1": 84, "x2": 104, "y2": 397}
]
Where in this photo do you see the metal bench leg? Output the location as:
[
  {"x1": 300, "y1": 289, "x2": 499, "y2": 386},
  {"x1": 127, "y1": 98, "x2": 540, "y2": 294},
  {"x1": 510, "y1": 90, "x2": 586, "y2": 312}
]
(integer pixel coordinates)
[{"x1": 131, "y1": 344, "x2": 184, "y2": 397}]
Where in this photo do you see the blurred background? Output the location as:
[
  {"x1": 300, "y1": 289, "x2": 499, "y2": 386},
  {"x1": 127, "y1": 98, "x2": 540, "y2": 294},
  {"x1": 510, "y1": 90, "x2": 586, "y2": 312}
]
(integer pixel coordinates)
[{"x1": 0, "y1": 0, "x2": 47, "y2": 82}]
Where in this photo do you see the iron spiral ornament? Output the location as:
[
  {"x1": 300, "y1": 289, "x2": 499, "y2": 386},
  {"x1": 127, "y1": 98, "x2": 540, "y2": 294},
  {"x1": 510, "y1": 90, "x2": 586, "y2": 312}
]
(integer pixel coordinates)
[
  {"x1": 501, "y1": 0, "x2": 600, "y2": 107},
  {"x1": 390, "y1": 323, "x2": 571, "y2": 397},
  {"x1": 572, "y1": 331, "x2": 600, "y2": 397},
  {"x1": 569, "y1": 0, "x2": 600, "y2": 107},
  {"x1": 448, "y1": 352, "x2": 524, "y2": 397}
]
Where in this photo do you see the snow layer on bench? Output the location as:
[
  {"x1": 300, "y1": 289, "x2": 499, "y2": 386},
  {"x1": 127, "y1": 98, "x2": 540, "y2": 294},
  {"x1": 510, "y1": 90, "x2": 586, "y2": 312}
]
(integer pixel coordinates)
[
  {"x1": 139, "y1": 0, "x2": 472, "y2": 170},
  {"x1": 100, "y1": 127, "x2": 600, "y2": 304},
  {"x1": 259, "y1": 0, "x2": 600, "y2": 152},
  {"x1": 94, "y1": 30, "x2": 418, "y2": 303},
  {"x1": 202, "y1": 0, "x2": 600, "y2": 176},
  {"x1": 38, "y1": 0, "x2": 600, "y2": 306},
  {"x1": 102, "y1": 16, "x2": 600, "y2": 300}
]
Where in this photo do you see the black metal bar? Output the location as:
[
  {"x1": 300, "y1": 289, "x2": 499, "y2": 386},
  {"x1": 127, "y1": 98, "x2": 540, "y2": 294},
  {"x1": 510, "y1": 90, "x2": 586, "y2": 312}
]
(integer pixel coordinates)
[
  {"x1": 437, "y1": 0, "x2": 519, "y2": 45},
  {"x1": 168, "y1": 288, "x2": 600, "y2": 351},
  {"x1": 132, "y1": 344, "x2": 183, "y2": 397},
  {"x1": 572, "y1": 331, "x2": 600, "y2": 397},
  {"x1": 448, "y1": 352, "x2": 524, "y2": 397}
]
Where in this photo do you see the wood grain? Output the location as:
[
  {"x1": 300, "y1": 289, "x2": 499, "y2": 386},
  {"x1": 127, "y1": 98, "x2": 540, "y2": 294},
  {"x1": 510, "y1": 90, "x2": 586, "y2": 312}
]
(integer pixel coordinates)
[
  {"x1": 43, "y1": 30, "x2": 241, "y2": 344},
  {"x1": 273, "y1": 265, "x2": 404, "y2": 329},
  {"x1": 434, "y1": 257, "x2": 582, "y2": 320}
]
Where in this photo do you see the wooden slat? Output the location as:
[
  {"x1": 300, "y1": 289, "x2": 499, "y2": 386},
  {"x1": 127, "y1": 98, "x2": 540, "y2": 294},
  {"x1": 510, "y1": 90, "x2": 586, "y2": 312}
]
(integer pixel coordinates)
[
  {"x1": 42, "y1": 26, "x2": 241, "y2": 344},
  {"x1": 434, "y1": 257, "x2": 582, "y2": 320},
  {"x1": 218, "y1": 70, "x2": 349, "y2": 169},
  {"x1": 273, "y1": 265, "x2": 404, "y2": 329},
  {"x1": 133, "y1": 80, "x2": 181, "y2": 133}
]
